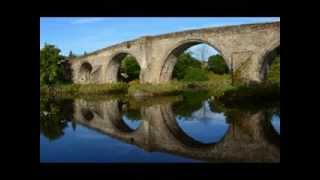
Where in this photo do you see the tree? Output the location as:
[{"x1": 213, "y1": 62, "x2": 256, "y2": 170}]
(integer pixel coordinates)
[
  {"x1": 40, "y1": 43, "x2": 65, "y2": 86},
  {"x1": 40, "y1": 97, "x2": 68, "y2": 140},
  {"x1": 119, "y1": 55, "x2": 141, "y2": 82},
  {"x1": 208, "y1": 54, "x2": 229, "y2": 74},
  {"x1": 173, "y1": 91, "x2": 209, "y2": 117},
  {"x1": 266, "y1": 55, "x2": 280, "y2": 83},
  {"x1": 68, "y1": 50, "x2": 77, "y2": 58},
  {"x1": 172, "y1": 52, "x2": 202, "y2": 80},
  {"x1": 183, "y1": 67, "x2": 208, "y2": 82}
]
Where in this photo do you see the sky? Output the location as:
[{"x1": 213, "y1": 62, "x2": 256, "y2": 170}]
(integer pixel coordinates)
[{"x1": 40, "y1": 17, "x2": 280, "y2": 61}]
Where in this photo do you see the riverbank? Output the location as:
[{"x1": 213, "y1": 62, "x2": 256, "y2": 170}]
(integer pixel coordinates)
[
  {"x1": 40, "y1": 73, "x2": 279, "y2": 101},
  {"x1": 40, "y1": 83, "x2": 128, "y2": 96},
  {"x1": 40, "y1": 75, "x2": 232, "y2": 97}
]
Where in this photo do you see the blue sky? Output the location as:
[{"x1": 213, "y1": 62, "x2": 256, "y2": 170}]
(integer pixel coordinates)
[{"x1": 40, "y1": 17, "x2": 280, "y2": 60}]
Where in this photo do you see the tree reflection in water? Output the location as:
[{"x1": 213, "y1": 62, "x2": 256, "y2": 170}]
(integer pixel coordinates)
[
  {"x1": 40, "y1": 97, "x2": 73, "y2": 140},
  {"x1": 40, "y1": 94, "x2": 280, "y2": 162}
]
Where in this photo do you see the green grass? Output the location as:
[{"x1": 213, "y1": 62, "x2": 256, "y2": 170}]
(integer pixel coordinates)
[
  {"x1": 216, "y1": 82, "x2": 280, "y2": 108},
  {"x1": 40, "y1": 71, "x2": 279, "y2": 103},
  {"x1": 128, "y1": 80, "x2": 185, "y2": 96},
  {"x1": 40, "y1": 73, "x2": 234, "y2": 97},
  {"x1": 40, "y1": 83, "x2": 128, "y2": 96}
]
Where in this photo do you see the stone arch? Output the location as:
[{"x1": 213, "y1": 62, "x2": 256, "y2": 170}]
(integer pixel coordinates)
[
  {"x1": 106, "y1": 51, "x2": 142, "y2": 83},
  {"x1": 264, "y1": 110, "x2": 280, "y2": 147},
  {"x1": 79, "y1": 62, "x2": 93, "y2": 82},
  {"x1": 81, "y1": 108, "x2": 94, "y2": 122},
  {"x1": 106, "y1": 100, "x2": 144, "y2": 134},
  {"x1": 161, "y1": 104, "x2": 229, "y2": 149},
  {"x1": 159, "y1": 39, "x2": 228, "y2": 82},
  {"x1": 258, "y1": 40, "x2": 280, "y2": 81}
]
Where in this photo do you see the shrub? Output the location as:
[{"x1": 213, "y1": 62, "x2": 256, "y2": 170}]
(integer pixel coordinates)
[
  {"x1": 119, "y1": 55, "x2": 140, "y2": 82},
  {"x1": 172, "y1": 53, "x2": 202, "y2": 80},
  {"x1": 266, "y1": 56, "x2": 280, "y2": 84},
  {"x1": 183, "y1": 67, "x2": 208, "y2": 82},
  {"x1": 208, "y1": 54, "x2": 229, "y2": 74}
]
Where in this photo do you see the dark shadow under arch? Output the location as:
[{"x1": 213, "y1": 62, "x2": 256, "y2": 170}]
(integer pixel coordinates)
[
  {"x1": 260, "y1": 45, "x2": 280, "y2": 81},
  {"x1": 79, "y1": 62, "x2": 93, "y2": 82},
  {"x1": 106, "y1": 52, "x2": 141, "y2": 83},
  {"x1": 81, "y1": 109, "x2": 94, "y2": 122},
  {"x1": 80, "y1": 62, "x2": 93, "y2": 73}
]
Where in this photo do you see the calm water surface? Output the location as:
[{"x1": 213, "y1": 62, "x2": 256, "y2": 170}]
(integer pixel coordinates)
[{"x1": 40, "y1": 93, "x2": 280, "y2": 163}]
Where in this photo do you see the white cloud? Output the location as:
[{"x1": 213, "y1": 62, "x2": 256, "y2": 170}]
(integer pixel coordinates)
[{"x1": 71, "y1": 18, "x2": 106, "y2": 24}]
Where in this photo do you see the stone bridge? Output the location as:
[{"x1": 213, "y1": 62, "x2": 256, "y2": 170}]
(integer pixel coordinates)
[
  {"x1": 72, "y1": 98, "x2": 280, "y2": 162},
  {"x1": 66, "y1": 21, "x2": 280, "y2": 85}
]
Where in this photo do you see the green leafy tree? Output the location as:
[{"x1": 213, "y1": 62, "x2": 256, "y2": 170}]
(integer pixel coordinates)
[
  {"x1": 68, "y1": 50, "x2": 77, "y2": 59},
  {"x1": 40, "y1": 43, "x2": 65, "y2": 86},
  {"x1": 183, "y1": 67, "x2": 208, "y2": 82},
  {"x1": 208, "y1": 54, "x2": 229, "y2": 74},
  {"x1": 40, "y1": 97, "x2": 68, "y2": 140},
  {"x1": 173, "y1": 91, "x2": 209, "y2": 117},
  {"x1": 120, "y1": 55, "x2": 141, "y2": 82},
  {"x1": 266, "y1": 55, "x2": 280, "y2": 83},
  {"x1": 173, "y1": 52, "x2": 202, "y2": 80}
]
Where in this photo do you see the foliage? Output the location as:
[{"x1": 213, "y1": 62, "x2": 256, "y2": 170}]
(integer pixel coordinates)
[
  {"x1": 125, "y1": 110, "x2": 142, "y2": 120},
  {"x1": 172, "y1": 53, "x2": 202, "y2": 80},
  {"x1": 40, "y1": 97, "x2": 72, "y2": 140},
  {"x1": 183, "y1": 67, "x2": 208, "y2": 82},
  {"x1": 216, "y1": 83, "x2": 280, "y2": 107},
  {"x1": 208, "y1": 54, "x2": 229, "y2": 74},
  {"x1": 206, "y1": 72, "x2": 234, "y2": 96},
  {"x1": 128, "y1": 80, "x2": 185, "y2": 96},
  {"x1": 266, "y1": 55, "x2": 280, "y2": 84},
  {"x1": 40, "y1": 83, "x2": 128, "y2": 96},
  {"x1": 68, "y1": 50, "x2": 77, "y2": 59},
  {"x1": 173, "y1": 91, "x2": 209, "y2": 117},
  {"x1": 120, "y1": 55, "x2": 141, "y2": 82},
  {"x1": 40, "y1": 43, "x2": 67, "y2": 86}
]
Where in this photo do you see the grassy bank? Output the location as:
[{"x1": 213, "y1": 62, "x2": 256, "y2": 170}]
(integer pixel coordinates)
[
  {"x1": 128, "y1": 80, "x2": 185, "y2": 97},
  {"x1": 40, "y1": 83, "x2": 128, "y2": 96},
  {"x1": 40, "y1": 72, "x2": 279, "y2": 101},
  {"x1": 216, "y1": 82, "x2": 280, "y2": 108},
  {"x1": 40, "y1": 73, "x2": 233, "y2": 97},
  {"x1": 127, "y1": 72, "x2": 234, "y2": 97}
]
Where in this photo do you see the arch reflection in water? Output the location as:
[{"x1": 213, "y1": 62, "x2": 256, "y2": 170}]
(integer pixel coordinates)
[
  {"x1": 176, "y1": 101, "x2": 229, "y2": 144},
  {"x1": 122, "y1": 115, "x2": 142, "y2": 131},
  {"x1": 40, "y1": 96, "x2": 280, "y2": 162},
  {"x1": 271, "y1": 115, "x2": 280, "y2": 135}
]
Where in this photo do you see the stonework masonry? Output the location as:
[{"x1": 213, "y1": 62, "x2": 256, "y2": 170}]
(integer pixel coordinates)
[{"x1": 66, "y1": 22, "x2": 280, "y2": 85}]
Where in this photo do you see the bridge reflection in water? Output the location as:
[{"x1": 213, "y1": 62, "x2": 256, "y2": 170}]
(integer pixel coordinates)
[{"x1": 52, "y1": 96, "x2": 279, "y2": 163}]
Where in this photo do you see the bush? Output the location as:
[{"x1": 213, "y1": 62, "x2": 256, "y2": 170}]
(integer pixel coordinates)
[
  {"x1": 183, "y1": 67, "x2": 208, "y2": 82},
  {"x1": 208, "y1": 55, "x2": 229, "y2": 74},
  {"x1": 172, "y1": 53, "x2": 202, "y2": 80},
  {"x1": 119, "y1": 55, "x2": 140, "y2": 82},
  {"x1": 267, "y1": 56, "x2": 280, "y2": 84}
]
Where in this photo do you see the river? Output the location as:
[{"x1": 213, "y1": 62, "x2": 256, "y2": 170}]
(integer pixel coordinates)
[{"x1": 40, "y1": 92, "x2": 280, "y2": 163}]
